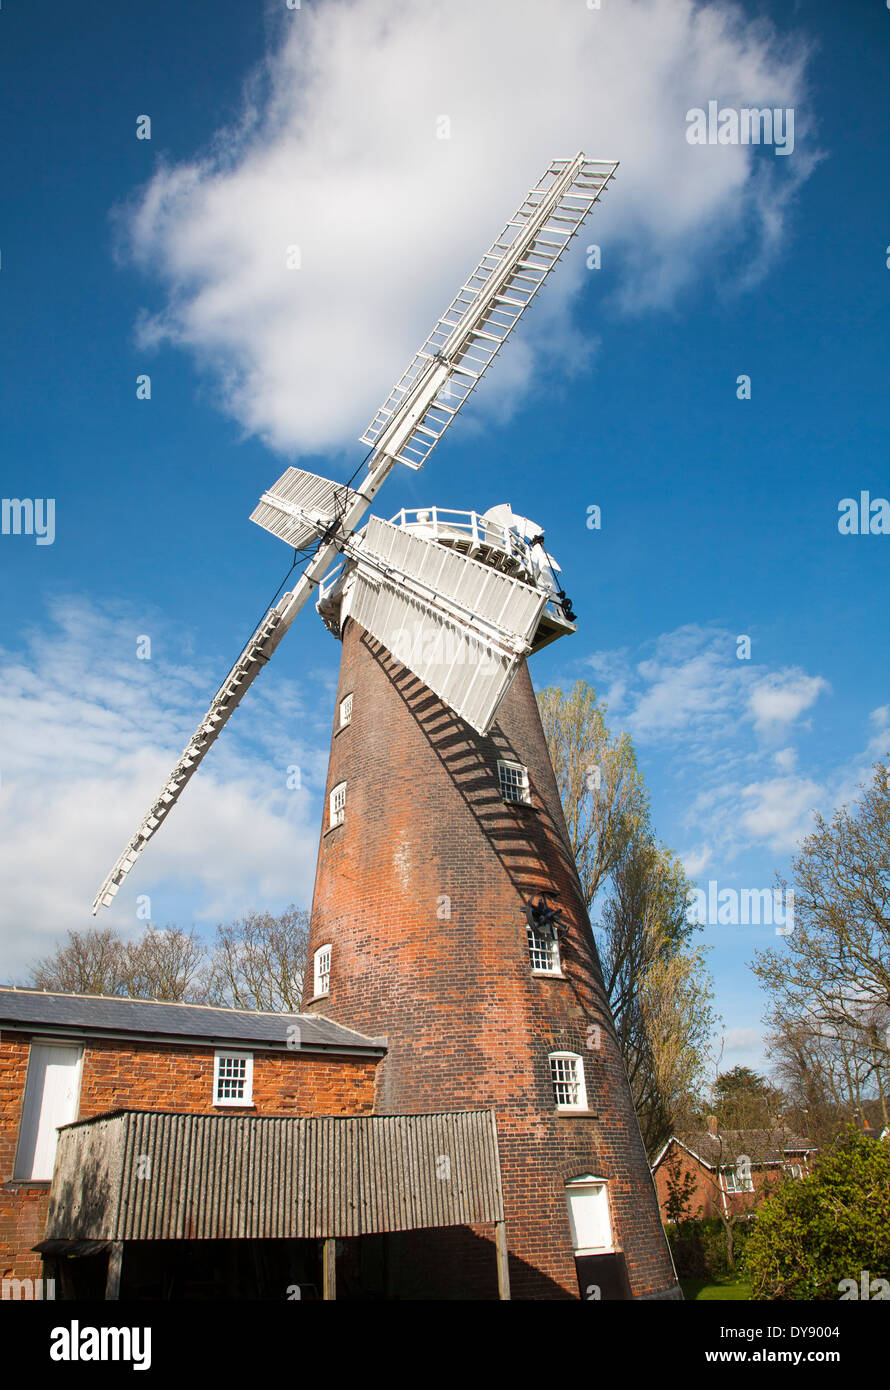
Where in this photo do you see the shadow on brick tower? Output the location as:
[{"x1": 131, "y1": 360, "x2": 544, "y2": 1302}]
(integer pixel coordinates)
[{"x1": 304, "y1": 503, "x2": 681, "y2": 1301}]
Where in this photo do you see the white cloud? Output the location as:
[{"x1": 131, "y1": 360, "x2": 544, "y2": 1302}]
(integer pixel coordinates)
[
  {"x1": 681, "y1": 846, "x2": 712, "y2": 877},
  {"x1": 584, "y1": 624, "x2": 834, "y2": 859},
  {"x1": 592, "y1": 627, "x2": 830, "y2": 754},
  {"x1": 631, "y1": 645, "x2": 740, "y2": 740},
  {"x1": 739, "y1": 775, "x2": 822, "y2": 852},
  {"x1": 0, "y1": 599, "x2": 328, "y2": 980},
  {"x1": 748, "y1": 672, "x2": 828, "y2": 736},
  {"x1": 721, "y1": 1026, "x2": 765, "y2": 1055},
  {"x1": 120, "y1": 0, "x2": 813, "y2": 456},
  {"x1": 593, "y1": 626, "x2": 750, "y2": 750}
]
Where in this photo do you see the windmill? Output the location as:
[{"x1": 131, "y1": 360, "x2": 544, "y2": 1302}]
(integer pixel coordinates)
[
  {"x1": 90, "y1": 150, "x2": 682, "y2": 1302},
  {"x1": 92, "y1": 153, "x2": 618, "y2": 915}
]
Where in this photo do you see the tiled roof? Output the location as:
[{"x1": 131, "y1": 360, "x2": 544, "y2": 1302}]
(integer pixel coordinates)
[
  {"x1": 0, "y1": 986, "x2": 386, "y2": 1054},
  {"x1": 677, "y1": 1127, "x2": 816, "y2": 1167}
]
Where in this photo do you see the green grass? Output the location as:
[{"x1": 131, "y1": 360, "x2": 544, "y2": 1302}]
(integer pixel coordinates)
[{"x1": 681, "y1": 1274, "x2": 753, "y2": 1301}]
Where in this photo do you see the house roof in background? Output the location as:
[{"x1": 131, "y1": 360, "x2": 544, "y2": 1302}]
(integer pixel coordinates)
[
  {"x1": 652, "y1": 1127, "x2": 818, "y2": 1170},
  {"x1": 673, "y1": 1128, "x2": 817, "y2": 1168},
  {"x1": 0, "y1": 986, "x2": 386, "y2": 1055}
]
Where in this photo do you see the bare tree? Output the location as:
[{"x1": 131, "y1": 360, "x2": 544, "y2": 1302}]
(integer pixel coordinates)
[
  {"x1": 601, "y1": 833, "x2": 716, "y2": 1153},
  {"x1": 29, "y1": 927, "x2": 130, "y2": 996},
  {"x1": 637, "y1": 943, "x2": 718, "y2": 1150},
  {"x1": 538, "y1": 682, "x2": 716, "y2": 1155},
  {"x1": 752, "y1": 759, "x2": 890, "y2": 1133},
  {"x1": 125, "y1": 925, "x2": 208, "y2": 1002},
  {"x1": 752, "y1": 761, "x2": 890, "y2": 1037},
  {"x1": 766, "y1": 1006, "x2": 890, "y2": 1142},
  {"x1": 25, "y1": 908, "x2": 311, "y2": 1012},
  {"x1": 537, "y1": 681, "x2": 649, "y2": 906},
  {"x1": 207, "y1": 905, "x2": 310, "y2": 1012},
  {"x1": 28, "y1": 924, "x2": 208, "y2": 1001}
]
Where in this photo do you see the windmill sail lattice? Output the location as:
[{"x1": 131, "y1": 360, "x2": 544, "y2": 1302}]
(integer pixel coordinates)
[
  {"x1": 361, "y1": 157, "x2": 617, "y2": 470},
  {"x1": 250, "y1": 467, "x2": 362, "y2": 552},
  {"x1": 92, "y1": 152, "x2": 617, "y2": 914}
]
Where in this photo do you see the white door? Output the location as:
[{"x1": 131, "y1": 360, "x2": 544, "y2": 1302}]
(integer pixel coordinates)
[
  {"x1": 566, "y1": 1180, "x2": 613, "y2": 1255},
  {"x1": 15, "y1": 1044, "x2": 82, "y2": 1180}
]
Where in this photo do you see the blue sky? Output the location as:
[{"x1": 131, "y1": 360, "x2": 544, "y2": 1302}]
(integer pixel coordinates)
[{"x1": 1, "y1": 0, "x2": 887, "y2": 1084}]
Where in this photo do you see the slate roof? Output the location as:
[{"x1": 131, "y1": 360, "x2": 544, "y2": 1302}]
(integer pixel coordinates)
[
  {"x1": 674, "y1": 1127, "x2": 816, "y2": 1168},
  {"x1": 0, "y1": 986, "x2": 386, "y2": 1055}
]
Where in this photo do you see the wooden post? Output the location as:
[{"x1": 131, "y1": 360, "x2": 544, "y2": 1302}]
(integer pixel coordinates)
[
  {"x1": 58, "y1": 1255, "x2": 76, "y2": 1301},
  {"x1": 494, "y1": 1221, "x2": 511, "y2": 1300},
  {"x1": 105, "y1": 1242, "x2": 123, "y2": 1301},
  {"x1": 322, "y1": 1238, "x2": 337, "y2": 1301}
]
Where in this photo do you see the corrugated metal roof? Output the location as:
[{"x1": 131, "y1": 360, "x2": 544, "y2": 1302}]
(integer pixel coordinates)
[
  {"x1": 45, "y1": 1109, "x2": 505, "y2": 1241},
  {"x1": 0, "y1": 987, "x2": 386, "y2": 1054}
]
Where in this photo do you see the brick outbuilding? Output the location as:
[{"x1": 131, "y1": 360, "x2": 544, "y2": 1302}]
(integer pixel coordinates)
[{"x1": 0, "y1": 987, "x2": 383, "y2": 1293}]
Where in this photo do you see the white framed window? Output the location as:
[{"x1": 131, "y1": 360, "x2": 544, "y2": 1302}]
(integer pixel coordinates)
[
  {"x1": 527, "y1": 927, "x2": 560, "y2": 975},
  {"x1": 339, "y1": 693, "x2": 353, "y2": 729},
  {"x1": 14, "y1": 1042, "x2": 83, "y2": 1181},
  {"x1": 329, "y1": 781, "x2": 347, "y2": 828},
  {"x1": 722, "y1": 1165, "x2": 754, "y2": 1194},
  {"x1": 213, "y1": 1051, "x2": 253, "y2": 1106},
  {"x1": 549, "y1": 1052, "x2": 587, "y2": 1111},
  {"x1": 314, "y1": 944, "x2": 331, "y2": 998},
  {"x1": 498, "y1": 760, "x2": 530, "y2": 804},
  {"x1": 789, "y1": 1163, "x2": 803, "y2": 1180},
  {"x1": 565, "y1": 1176, "x2": 614, "y2": 1255}
]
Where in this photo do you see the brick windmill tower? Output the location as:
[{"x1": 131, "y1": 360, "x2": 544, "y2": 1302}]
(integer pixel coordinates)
[
  {"x1": 303, "y1": 504, "x2": 679, "y2": 1300},
  {"x1": 94, "y1": 155, "x2": 679, "y2": 1300}
]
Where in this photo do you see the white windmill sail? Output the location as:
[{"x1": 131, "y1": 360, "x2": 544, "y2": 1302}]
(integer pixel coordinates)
[
  {"x1": 361, "y1": 156, "x2": 618, "y2": 469},
  {"x1": 92, "y1": 151, "x2": 617, "y2": 913},
  {"x1": 250, "y1": 467, "x2": 362, "y2": 551},
  {"x1": 91, "y1": 599, "x2": 292, "y2": 912},
  {"x1": 346, "y1": 516, "x2": 547, "y2": 734}
]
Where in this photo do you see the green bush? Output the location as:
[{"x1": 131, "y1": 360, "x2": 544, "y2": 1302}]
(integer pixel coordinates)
[
  {"x1": 667, "y1": 1217, "x2": 754, "y2": 1279},
  {"x1": 667, "y1": 1221, "x2": 708, "y2": 1278},
  {"x1": 744, "y1": 1130, "x2": 890, "y2": 1300}
]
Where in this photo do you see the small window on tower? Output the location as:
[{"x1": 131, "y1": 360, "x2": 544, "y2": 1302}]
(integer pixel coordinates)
[
  {"x1": 314, "y1": 944, "x2": 331, "y2": 997},
  {"x1": 340, "y1": 693, "x2": 353, "y2": 728},
  {"x1": 527, "y1": 927, "x2": 561, "y2": 975},
  {"x1": 329, "y1": 781, "x2": 347, "y2": 828},
  {"x1": 498, "y1": 760, "x2": 530, "y2": 804},
  {"x1": 213, "y1": 1051, "x2": 253, "y2": 1107},
  {"x1": 549, "y1": 1052, "x2": 588, "y2": 1111}
]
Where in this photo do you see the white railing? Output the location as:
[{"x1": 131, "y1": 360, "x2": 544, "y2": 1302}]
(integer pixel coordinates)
[
  {"x1": 389, "y1": 506, "x2": 530, "y2": 563},
  {"x1": 317, "y1": 507, "x2": 561, "y2": 609}
]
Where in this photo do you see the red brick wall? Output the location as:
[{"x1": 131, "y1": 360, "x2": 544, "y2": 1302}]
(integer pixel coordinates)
[
  {"x1": 0, "y1": 1030, "x2": 377, "y2": 1283},
  {"x1": 653, "y1": 1141, "x2": 722, "y2": 1221},
  {"x1": 304, "y1": 622, "x2": 679, "y2": 1300},
  {"x1": 653, "y1": 1140, "x2": 804, "y2": 1223}
]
